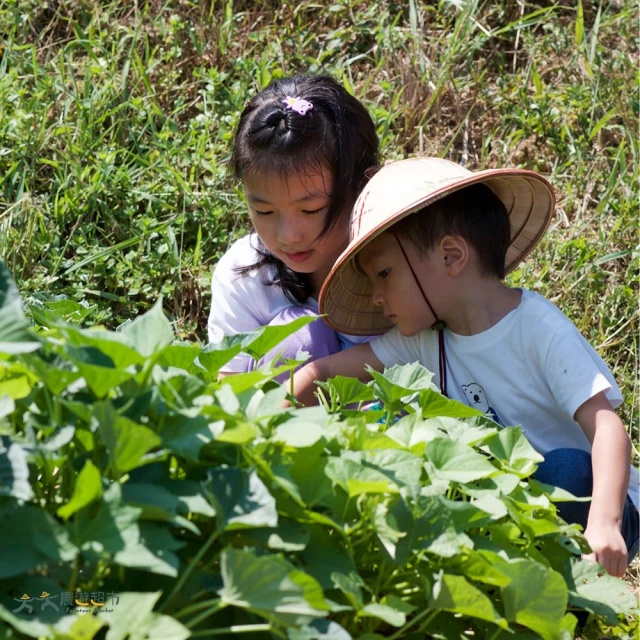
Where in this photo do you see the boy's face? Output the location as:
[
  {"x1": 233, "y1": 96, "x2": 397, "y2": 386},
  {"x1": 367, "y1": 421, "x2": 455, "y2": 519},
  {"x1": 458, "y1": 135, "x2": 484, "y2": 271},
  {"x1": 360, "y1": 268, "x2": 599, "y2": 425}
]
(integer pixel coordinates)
[{"x1": 357, "y1": 233, "x2": 445, "y2": 337}]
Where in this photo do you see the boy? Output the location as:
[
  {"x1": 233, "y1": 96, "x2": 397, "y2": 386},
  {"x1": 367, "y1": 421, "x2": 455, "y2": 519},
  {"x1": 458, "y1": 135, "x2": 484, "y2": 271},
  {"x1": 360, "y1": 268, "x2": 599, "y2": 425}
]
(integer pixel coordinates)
[{"x1": 292, "y1": 157, "x2": 639, "y2": 577}]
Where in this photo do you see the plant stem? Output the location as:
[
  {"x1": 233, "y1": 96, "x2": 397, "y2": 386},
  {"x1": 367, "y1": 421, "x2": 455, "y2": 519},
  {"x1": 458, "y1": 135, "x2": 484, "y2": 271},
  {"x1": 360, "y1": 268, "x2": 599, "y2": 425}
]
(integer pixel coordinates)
[
  {"x1": 67, "y1": 555, "x2": 80, "y2": 594},
  {"x1": 185, "y1": 600, "x2": 226, "y2": 629},
  {"x1": 174, "y1": 597, "x2": 222, "y2": 620},
  {"x1": 388, "y1": 608, "x2": 437, "y2": 640},
  {"x1": 190, "y1": 624, "x2": 272, "y2": 637},
  {"x1": 159, "y1": 527, "x2": 221, "y2": 613}
]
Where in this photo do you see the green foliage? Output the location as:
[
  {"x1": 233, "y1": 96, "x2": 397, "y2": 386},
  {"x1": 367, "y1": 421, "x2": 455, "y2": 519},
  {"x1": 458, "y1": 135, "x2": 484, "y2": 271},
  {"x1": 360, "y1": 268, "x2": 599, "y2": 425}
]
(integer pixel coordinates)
[
  {"x1": 0, "y1": 0, "x2": 636, "y2": 444},
  {"x1": 0, "y1": 265, "x2": 636, "y2": 639}
]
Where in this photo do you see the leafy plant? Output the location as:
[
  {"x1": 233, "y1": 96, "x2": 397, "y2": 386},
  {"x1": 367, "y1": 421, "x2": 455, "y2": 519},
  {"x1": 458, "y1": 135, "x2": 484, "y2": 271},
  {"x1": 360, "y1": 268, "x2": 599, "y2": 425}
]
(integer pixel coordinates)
[{"x1": 0, "y1": 263, "x2": 636, "y2": 639}]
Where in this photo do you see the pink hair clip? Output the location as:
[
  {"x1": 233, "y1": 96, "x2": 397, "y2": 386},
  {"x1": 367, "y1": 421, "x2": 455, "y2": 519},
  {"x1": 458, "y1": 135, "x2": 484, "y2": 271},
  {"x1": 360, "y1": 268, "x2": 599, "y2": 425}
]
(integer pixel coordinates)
[{"x1": 283, "y1": 96, "x2": 314, "y2": 116}]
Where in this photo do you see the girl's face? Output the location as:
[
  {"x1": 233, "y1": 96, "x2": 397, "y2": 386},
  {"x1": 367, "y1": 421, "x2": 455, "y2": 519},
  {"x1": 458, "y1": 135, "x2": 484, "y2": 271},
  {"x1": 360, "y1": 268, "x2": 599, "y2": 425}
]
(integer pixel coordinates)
[{"x1": 243, "y1": 167, "x2": 349, "y2": 294}]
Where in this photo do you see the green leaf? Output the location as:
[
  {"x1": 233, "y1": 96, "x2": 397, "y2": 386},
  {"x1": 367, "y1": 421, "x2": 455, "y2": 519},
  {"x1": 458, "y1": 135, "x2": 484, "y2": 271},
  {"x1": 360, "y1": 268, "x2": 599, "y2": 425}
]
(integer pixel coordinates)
[
  {"x1": 0, "y1": 506, "x2": 78, "y2": 578},
  {"x1": 299, "y1": 526, "x2": 357, "y2": 590},
  {"x1": 94, "y1": 403, "x2": 162, "y2": 475},
  {"x1": 331, "y1": 571, "x2": 364, "y2": 608},
  {"x1": 114, "y1": 522, "x2": 184, "y2": 577},
  {"x1": 246, "y1": 384, "x2": 289, "y2": 421},
  {"x1": 430, "y1": 571, "x2": 508, "y2": 628},
  {"x1": 325, "y1": 376, "x2": 374, "y2": 406},
  {"x1": 326, "y1": 450, "x2": 423, "y2": 499},
  {"x1": 157, "y1": 413, "x2": 224, "y2": 461},
  {"x1": 197, "y1": 334, "x2": 246, "y2": 373},
  {"x1": 121, "y1": 482, "x2": 200, "y2": 535},
  {"x1": 0, "y1": 262, "x2": 41, "y2": 354},
  {"x1": 426, "y1": 438, "x2": 497, "y2": 483},
  {"x1": 371, "y1": 498, "x2": 417, "y2": 565},
  {"x1": 565, "y1": 559, "x2": 637, "y2": 624},
  {"x1": 156, "y1": 343, "x2": 201, "y2": 372},
  {"x1": 0, "y1": 436, "x2": 34, "y2": 501},
  {"x1": 37, "y1": 296, "x2": 96, "y2": 323},
  {"x1": 368, "y1": 362, "x2": 436, "y2": 411},
  {"x1": 274, "y1": 421, "x2": 326, "y2": 448},
  {"x1": 459, "y1": 473, "x2": 521, "y2": 498},
  {"x1": 216, "y1": 420, "x2": 258, "y2": 444},
  {"x1": 528, "y1": 479, "x2": 591, "y2": 502},
  {"x1": 499, "y1": 558, "x2": 568, "y2": 639},
  {"x1": 58, "y1": 459, "x2": 103, "y2": 519},
  {"x1": 241, "y1": 315, "x2": 318, "y2": 360},
  {"x1": 204, "y1": 467, "x2": 277, "y2": 530},
  {"x1": 242, "y1": 520, "x2": 311, "y2": 552},
  {"x1": 112, "y1": 417, "x2": 162, "y2": 472},
  {"x1": 288, "y1": 619, "x2": 352, "y2": 640},
  {"x1": 219, "y1": 548, "x2": 330, "y2": 626},
  {"x1": 0, "y1": 603, "x2": 56, "y2": 638},
  {"x1": 482, "y1": 427, "x2": 544, "y2": 477},
  {"x1": 68, "y1": 345, "x2": 134, "y2": 397},
  {"x1": 74, "y1": 482, "x2": 142, "y2": 555},
  {"x1": 449, "y1": 551, "x2": 512, "y2": 587},
  {"x1": 99, "y1": 591, "x2": 189, "y2": 640},
  {"x1": 361, "y1": 602, "x2": 406, "y2": 627},
  {"x1": 21, "y1": 353, "x2": 82, "y2": 395},
  {"x1": 63, "y1": 325, "x2": 144, "y2": 369},
  {"x1": 427, "y1": 416, "x2": 498, "y2": 446},
  {"x1": 385, "y1": 414, "x2": 443, "y2": 451},
  {"x1": 418, "y1": 388, "x2": 484, "y2": 420},
  {"x1": 119, "y1": 298, "x2": 174, "y2": 357}
]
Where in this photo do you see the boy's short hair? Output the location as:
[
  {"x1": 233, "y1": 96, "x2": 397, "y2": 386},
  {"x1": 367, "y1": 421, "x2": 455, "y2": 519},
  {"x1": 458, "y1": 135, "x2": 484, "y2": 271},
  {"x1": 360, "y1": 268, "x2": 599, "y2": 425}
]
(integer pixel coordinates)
[{"x1": 393, "y1": 183, "x2": 511, "y2": 279}]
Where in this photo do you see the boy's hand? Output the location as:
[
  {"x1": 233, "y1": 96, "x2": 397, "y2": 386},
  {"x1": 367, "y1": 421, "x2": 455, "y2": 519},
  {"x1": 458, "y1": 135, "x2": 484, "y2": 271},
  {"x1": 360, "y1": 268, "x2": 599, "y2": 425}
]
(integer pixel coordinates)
[
  {"x1": 289, "y1": 343, "x2": 384, "y2": 407},
  {"x1": 575, "y1": 391, "x2": 631, "y2": 579},
  {"x1": 291, "y1": 363, "x2": 322, "y2": 407},
  {"x1": 583, "y1": 520, "x2": 628, "y2": 578}
]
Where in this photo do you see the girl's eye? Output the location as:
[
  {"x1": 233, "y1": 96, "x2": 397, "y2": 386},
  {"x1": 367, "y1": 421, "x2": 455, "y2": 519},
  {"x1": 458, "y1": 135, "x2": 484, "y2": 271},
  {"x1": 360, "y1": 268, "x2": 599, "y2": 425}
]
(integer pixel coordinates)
[
  {"x1": 301, "y1": 206, "x2": 327, "y2": 215},
  {"x1": 254, "y1": 210, "x2": 273, "y2": 216},
  {"x1": 378, "y1": 268, "x2": 390, "y2": 279}
]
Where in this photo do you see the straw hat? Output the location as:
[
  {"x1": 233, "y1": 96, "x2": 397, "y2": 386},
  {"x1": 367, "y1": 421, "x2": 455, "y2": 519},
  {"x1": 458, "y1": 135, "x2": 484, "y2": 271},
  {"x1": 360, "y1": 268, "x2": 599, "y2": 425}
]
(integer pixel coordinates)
[{"x1": 319, "y1": 157, "x2": 555, "y2": 335}]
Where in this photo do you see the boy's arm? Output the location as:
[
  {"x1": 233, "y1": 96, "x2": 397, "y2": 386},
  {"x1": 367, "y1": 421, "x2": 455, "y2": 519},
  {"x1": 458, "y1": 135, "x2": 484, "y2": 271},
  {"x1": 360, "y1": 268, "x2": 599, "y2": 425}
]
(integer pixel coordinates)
[
  {"x1": 293, "y1": 342, "x2": 384, "y2": 406},
  {"x1": 574, "y1": 391, "x2": 631, "y2": 578}
]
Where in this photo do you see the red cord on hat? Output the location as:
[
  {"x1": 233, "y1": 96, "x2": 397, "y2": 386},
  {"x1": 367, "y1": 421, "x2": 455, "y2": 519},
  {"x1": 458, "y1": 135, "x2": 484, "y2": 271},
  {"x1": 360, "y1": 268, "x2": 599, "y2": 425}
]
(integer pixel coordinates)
[{"x1": 393, "y1": 233, "x2": 448, "y2": 397}]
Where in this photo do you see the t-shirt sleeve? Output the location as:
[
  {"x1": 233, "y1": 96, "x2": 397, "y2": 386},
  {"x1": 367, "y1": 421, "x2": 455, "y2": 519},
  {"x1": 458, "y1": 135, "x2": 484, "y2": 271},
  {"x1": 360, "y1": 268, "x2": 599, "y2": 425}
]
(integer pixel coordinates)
[
  {"x1": 369, "y1": 327, "x2": 422, "y2": 368},
  {"x1": 543, "y1": 327, "x2": 623, "y2": 419},
  {"x1": 207, "y1": 245, "x2": 264, "y2": 373}
]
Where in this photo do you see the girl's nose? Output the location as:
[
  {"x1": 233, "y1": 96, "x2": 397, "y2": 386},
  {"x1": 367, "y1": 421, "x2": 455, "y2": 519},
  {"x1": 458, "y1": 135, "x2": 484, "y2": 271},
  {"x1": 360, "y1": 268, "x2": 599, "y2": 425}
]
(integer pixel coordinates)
[{"x1": 277, "y1": 214, "x2": 304, "y2": 245}]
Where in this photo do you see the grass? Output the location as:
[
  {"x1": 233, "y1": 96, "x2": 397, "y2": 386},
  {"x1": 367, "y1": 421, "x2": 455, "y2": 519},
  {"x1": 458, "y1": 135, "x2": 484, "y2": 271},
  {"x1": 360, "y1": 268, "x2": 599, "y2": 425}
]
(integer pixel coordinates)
[{"x1": 0, "y1": 0, "x2": 637, "y2": 630}]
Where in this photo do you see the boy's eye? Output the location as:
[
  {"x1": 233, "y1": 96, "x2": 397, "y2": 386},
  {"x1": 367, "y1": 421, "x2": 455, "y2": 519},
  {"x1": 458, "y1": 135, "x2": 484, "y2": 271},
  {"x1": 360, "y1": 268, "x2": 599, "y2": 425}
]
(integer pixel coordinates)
[
  {"x1": 254, "y1": 210, "x2": 273, "y2": 216},
  {"x1": 378, "y1": 268, "x2": 390, "y2": 279}
]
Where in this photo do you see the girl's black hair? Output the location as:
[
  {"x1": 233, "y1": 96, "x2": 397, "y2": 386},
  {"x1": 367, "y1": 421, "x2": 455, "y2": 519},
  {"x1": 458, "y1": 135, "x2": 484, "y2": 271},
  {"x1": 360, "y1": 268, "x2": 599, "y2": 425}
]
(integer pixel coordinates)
[{"x1": 230, "y1": 75, "x2": 379, "y2": 303}]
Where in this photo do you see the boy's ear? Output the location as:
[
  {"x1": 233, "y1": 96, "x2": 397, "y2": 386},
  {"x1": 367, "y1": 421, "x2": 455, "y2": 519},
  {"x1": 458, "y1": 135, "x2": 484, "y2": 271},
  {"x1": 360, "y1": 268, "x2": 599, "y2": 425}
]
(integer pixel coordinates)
[{"x1": 440, "y1": 235, "x2": 468, "y2": 275}]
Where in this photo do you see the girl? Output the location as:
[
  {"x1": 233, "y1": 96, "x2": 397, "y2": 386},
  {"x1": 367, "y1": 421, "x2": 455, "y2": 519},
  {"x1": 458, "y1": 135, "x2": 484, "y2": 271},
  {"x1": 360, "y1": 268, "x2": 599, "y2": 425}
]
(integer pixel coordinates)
[{"x1": 207, "y1": 75, "x2": 380, "y2": 375}]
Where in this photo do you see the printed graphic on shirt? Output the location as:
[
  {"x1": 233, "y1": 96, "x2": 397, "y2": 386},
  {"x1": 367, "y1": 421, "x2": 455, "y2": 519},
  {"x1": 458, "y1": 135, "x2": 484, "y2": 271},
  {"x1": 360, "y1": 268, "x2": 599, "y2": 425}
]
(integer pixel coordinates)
[{"x1": 461, "y1": 383, "x2": 505, "y2": 427}]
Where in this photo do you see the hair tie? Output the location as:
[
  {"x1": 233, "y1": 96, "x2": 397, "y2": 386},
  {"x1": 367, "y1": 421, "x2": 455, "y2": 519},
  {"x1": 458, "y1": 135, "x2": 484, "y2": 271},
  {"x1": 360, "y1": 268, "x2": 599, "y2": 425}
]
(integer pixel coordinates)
[{"x1": 283, "y1": 96, "x2": 313, "y2": 116}]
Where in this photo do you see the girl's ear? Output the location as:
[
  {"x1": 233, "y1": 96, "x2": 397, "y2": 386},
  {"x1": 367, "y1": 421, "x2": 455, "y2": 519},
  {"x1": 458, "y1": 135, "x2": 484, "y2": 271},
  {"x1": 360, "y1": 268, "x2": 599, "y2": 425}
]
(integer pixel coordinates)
[{"x1": 440, "y1": 235, "x2": 468, "y2": 275}]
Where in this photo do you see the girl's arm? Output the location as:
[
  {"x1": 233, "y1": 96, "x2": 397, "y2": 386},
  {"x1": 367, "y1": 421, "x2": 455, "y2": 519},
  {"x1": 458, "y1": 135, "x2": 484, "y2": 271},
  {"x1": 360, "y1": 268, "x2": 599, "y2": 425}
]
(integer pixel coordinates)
[
  {"x1": 574, "y1": 391, "x2": 631, "y2": 578},
  {"x1": 293, "y1": 342, "x2": 384, "y2": 406}
]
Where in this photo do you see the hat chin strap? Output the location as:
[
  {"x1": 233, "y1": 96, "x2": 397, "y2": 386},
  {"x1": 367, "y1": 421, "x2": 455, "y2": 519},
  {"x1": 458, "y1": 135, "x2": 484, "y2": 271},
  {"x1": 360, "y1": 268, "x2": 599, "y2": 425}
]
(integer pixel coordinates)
[{"x1": 393, "y1": 233, "x2": 448, "y2": 397}]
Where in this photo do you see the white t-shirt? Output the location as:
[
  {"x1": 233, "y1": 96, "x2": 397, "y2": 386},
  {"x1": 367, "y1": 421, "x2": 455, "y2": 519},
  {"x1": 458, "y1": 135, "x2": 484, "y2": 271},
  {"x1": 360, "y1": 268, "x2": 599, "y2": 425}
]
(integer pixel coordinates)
[
  {"x1": 208, "y1": 234, "x2": 371, "y2": 373},
  {"x1": 371, "y1": 289, "x2": 639, "y2": 510}
]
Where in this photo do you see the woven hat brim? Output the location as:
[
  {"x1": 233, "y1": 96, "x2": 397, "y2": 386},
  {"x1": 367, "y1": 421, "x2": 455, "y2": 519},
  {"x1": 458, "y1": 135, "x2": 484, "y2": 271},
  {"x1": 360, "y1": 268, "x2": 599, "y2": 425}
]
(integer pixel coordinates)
[{"x1": 320, "y1": 168, "x2": 554, "y2": 336}]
